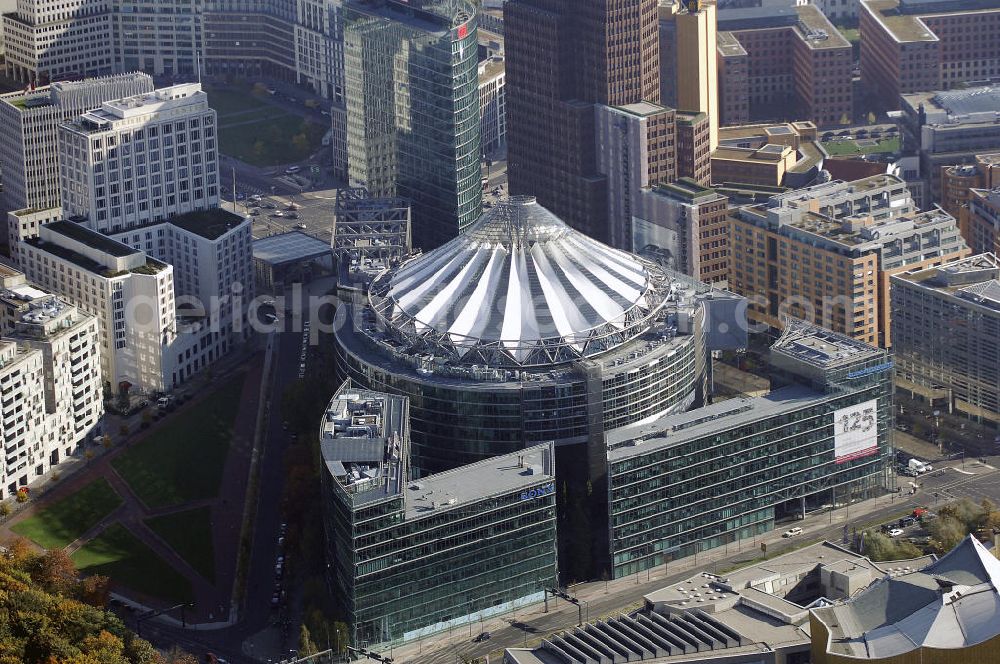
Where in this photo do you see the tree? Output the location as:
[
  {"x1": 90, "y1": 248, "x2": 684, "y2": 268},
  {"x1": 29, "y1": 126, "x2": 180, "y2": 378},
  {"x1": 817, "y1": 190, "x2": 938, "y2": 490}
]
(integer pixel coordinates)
[
  {"x1": 840, "y1": 113, "x2": 850, "y2": 125},
  {"x1": 0, "y1": 501, "x2": 11, "y2": 517},
  {"x1": 252, "y1": 82, "x2": 269, "y2": 97},
  {"x1": 292, "y1": 133, "x2": 310, "y2": 154},
  {"x1": 77, "y1": 575, "x2": 111, "y2": 608},
  {"x1": 102, "y1": 435, "x2": 113, "y2": 450},
  {"x1": 863, "y1": 531, "x2": 922, "y2": 561},
  {"x1": 15, "y1": 488, "x2": 29, "y2": 503},
  {"x1": 867, "y1": 111, "x2": 876, "y2": 124},
  {"x1": 163, "y1": 646, "x2": 199, "y2": 664},
  {"x1": 299, "y1": 624, "x2": 319, "y2": 656},
  {"x1": 928, "y1": 515, "x2": 967, "y2": 553},
  {"x1": 32, "y1": 549, "x2": 78, "y2": 595}
]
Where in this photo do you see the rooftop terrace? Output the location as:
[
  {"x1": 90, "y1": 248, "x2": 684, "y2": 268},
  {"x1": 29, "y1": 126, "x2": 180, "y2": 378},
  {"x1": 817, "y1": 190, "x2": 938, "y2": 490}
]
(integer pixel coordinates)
[{"x1": 168, "y1": 207, "x2": 246, "y2": 240}]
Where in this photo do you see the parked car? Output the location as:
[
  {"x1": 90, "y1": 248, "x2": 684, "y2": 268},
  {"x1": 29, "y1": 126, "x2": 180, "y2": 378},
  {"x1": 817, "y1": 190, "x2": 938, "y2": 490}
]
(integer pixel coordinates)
[
  {"x1": 888, "y1": 528, "x2": 904, "y2": 538},
  {"x1": 782, "y1": 527, "x2": 803, "y2": 538},
  {"x1": 473, "y1": 632, "x2": 491, "y2": 643},
  {"x1": 285, "y1": 166, "x2": 302, "y2": 175}
]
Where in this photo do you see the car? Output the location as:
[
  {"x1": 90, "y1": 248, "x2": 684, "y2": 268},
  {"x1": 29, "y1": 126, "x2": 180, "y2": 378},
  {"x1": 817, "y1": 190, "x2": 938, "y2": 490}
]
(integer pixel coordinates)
[
  {"x1": 277, "y1": 536, "x2": 285, "y2": 547},
  {"x1": 782, "y1": 527, "x2": 803, "y2": 538},
  {"x1": 888, "y1": 528, "x2": 904, "y2": 538},
  {"x1": 276, "y1": 556, "x2": 284, "y2": 564},
  {"x1": 271, "y1": 593, "x2": 280, "y2": 607},
  {"x1": 261, "y1": 202, "x2": 276, "y2": 209},
  {"x1": 285, "y1": 166, "x2": 302, "y2": 174},
  {"x1": 285, "y1": 202, "x2": 299, "y2": 210},
  {"x1": 250, "y1": 194, "x2": 263, "y2": 201},
  {"x1": 249, "y1": 209, "x2": 261, "y2": 216},
  {"x1": 267, "y1": 88, "x2": 277, "y2": 95},
  {"x1": 295, "y1": 223, "x2": 307, "y2": 230},
  {"x1": 898, "y1": 516, "x2": 916, "y2": 527},
  {"x1": 913, "y1": 507, "x2": 929, "y2": 518},
  {"x1": 473, "y1": 632, "x2": 491, "y2": 642},
  {"x1": 270, "y1": 211, "x2": 284, "y2": 218}
]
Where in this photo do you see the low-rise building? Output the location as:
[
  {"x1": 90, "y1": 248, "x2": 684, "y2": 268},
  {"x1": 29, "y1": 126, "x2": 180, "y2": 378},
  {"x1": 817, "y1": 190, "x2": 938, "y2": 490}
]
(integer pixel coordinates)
[
  {"x1": 812, "y1": 535, "x2": 1000, "y2": 663},
  {"x1": 505, "y1": 539, "x2": 911, "y2": 663},
  {"x1": 891, "y1": 253, "x2": 1000, "y2": 424},
  {"x1": 320, "y1": 381, "x2": 558, "y2": 646},
  {"x1": 729, "y1": 174, "x2": 970, "y2": 346},
  {"x1": 253, "y1": 231, "x2": 334, "y2": 294},
  {"x1": 0, "y1": 265, "x2": 102, "y2": 499},
  {"x1": 897, "y1": 86, "x2": 1000, "y2": 207},
  {"x1": 712, "y1": 121, "x2": 825, "y2": 200}
]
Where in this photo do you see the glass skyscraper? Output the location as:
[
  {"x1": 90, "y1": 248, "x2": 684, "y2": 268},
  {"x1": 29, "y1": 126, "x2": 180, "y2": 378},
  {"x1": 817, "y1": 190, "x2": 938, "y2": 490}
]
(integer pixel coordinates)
[{"x1": 342, "y1": 0, "x2": 481, "y2": 250}]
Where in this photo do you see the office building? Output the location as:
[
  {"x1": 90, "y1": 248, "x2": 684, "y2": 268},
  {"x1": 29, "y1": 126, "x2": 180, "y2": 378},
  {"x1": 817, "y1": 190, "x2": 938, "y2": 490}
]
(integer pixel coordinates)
[
  {"x1": 811, "y1": 0, "x2": 862, "y2": 22},
  {"x1": 1, "y1": 0, "x2": 114, "y2": 84},
  {"x1": 729, "y1": 174, "x2": 970, "y2": 347},
  {"x1": 111, "y1": 0, "x2": 201, "y2": 78},
  {"x1": 332, "y1": 187, "x2": 410, "y2": 288},
  {"x1": 320, "y1": 382, "x2": 557, "y2": 645},
  {"x1": 57, "y1": 83, "x2": 220, "y2": 235},
  {"x1": 342, "y1": 0, "x2": 480, "y2": 250},
  {"x1": 202, "y1": 0, "x2": 297, "y2": 83},
  {"x1": 716, "y1": 30, "x2": 751, "y2": 126},
  {"x1": 505, "y1": 0, "x2": 661, "y2": 241},
  {"x1": 712, "y1": 121, "x2": 825, "y2": 195},
  {"x1": 20, "y1": 220, "x2": 223, "y2": 393},
  {"x1": 505, "y1": 540, "x2": 900, "y2": 663},
  {"x1": 634, "y1": 179, "x2": 732, "y2": 286},
  {"x1": 676, "y1": 111, "x2": 713, "y2": 186},
  {"x1": 714, "y1": 4, "x2": 852, "y2": 127},
  {"x1": 0, "y1": 73, "x2": 154, "y2": 220},
  {"x1": 478, "y1": 56, "x2": 506, "y2": 157},
  {"x1": 968, "y1": 187, "x2": 1000, "y2": 256},
  {"x1": 293, "y1": 0, "x2": 344, "y2": 103},
  {"x1": 595, "y1": 102, "x2": 678, "y2": 250},
  {"x1": 897, "y1": 85, "x2": 1000, "y2": 206},
  {"x1": 942, "y1": 154, "x2": 1000, "y2": 239},
  {"x1": 670, "y1": 0, "x2": 720, "y2": 151},
  {"x1": 606, "y1": 321, "x2": 892, "y2": 578},
  {"x1": 891, "y1": 253, "x2": 1000, "y2": 423},
  {"x1": 860, "y1": 0, "x2": 1000, "y2": 110},
  {"x1": 0, "y1": 266, "x2": 102, "y2": 500},
  {"x1": 812, "y1": 535, "x2": 1000, "y2": 663}
]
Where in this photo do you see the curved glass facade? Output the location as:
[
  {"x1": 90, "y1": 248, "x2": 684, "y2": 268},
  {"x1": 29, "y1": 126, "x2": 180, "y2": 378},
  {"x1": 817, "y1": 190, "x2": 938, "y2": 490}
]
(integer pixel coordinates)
[{"x1": 335, "y1": 305, "x2": 705, "y2": 476}]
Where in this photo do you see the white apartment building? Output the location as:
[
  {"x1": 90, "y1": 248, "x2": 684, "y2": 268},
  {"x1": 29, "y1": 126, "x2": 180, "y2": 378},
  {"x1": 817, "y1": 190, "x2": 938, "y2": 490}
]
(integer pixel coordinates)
[
  {"x1": 2, "y1": 0, "x2": 114, "y2": 84},
  {"x1": 478, "y1": 56, "x2": 505, "y2": 157},
  {"x1": 295, "y1": 0, "x2": 344, "y2": 104},
  {"x1": 109, "y1": 207, "x2": 255, "y2": 357},
  {"x1": 0, "y1": 72, "x2": 153, "y2": 219},
  {"x1": 19, "y1": 220, "x2": 208, "y2": 394},
  {"x1": 0, "y1": 264, "x2": 102, "y2": 499},
  {"x1": 58, "y1": 82, "x2": 220, "y2": 235}
]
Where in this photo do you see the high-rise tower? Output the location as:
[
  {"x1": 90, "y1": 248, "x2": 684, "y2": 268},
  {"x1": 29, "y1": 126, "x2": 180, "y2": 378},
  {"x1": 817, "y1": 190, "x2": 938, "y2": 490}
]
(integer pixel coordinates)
[
  {"x1": 504, "y1": 0, "x2": 661, "y2": 242},
  {"x1": 674, "y1": 0, "x2": 719, "y2": 151}
]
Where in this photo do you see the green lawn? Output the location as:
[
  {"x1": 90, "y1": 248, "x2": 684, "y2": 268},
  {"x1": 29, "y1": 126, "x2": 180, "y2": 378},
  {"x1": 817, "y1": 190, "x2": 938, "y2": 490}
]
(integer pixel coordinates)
[
  {"x1": 823, "y1": 135, "x2": 900, "y2": 156},
  {"x1": 11, "y1": 478, "x2": 123, "y2": 550},
  {"x1": 219, "y1": 116, "x2": 327, "y2": 167},
  {"x1": 111, "y1": 374, "x2": 246, "y2": 509},
  {"x1": 72, "y1": 524, "x2": 194, "y2": 605},
  {"x1": 145, "y1": 507, "x2": 216, "y2": 582},
  {"x1": 205, "y1": 87, "x2": 269, "y2": 118}
]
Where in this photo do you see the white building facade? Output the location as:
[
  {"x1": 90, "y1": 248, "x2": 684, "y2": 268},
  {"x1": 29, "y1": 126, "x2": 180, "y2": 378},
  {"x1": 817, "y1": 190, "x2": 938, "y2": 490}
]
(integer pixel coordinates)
[
  {"x1": 0, "y1": 266, "x2": 102, "y2": 499},
  {"x1": 0, "y1": 72, "x2": 154, "y2": 218},
  {"x1": 58, "y1": 82, "x2": 220, "y2": 235}
]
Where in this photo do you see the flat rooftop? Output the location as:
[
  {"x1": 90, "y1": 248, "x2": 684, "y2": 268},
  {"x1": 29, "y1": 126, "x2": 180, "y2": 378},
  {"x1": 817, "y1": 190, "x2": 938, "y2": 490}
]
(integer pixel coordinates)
[
  {"x1": 615, "y1": 101, "x2": 672, "y2": 118},
  {"x1": 168, "y1": 207, "x2": 246, "y2": 240},
  {"x1": 607, "y1": 383, "x2": 827, "y2": 460},
  {"x1": 720, "y1": 4, "x2": 849, "y2": 49},
  {"x1": 45, "y1": 220, "x2": 137, "y2": 258},
  {"x1": 652, "y1": 177, "x2": 723, "y2": 202},
  {"x1": 716, "y1": 31, "x2": 748, "y2": 57},
  {"x1": 771, "y1": 319, "x2": 885, "y2": 371},
  {"x1": 254, "y1": 231, "x2": 332, "y2": 266},
  {"x1": 860, "y1": 0, "x2": 1000, "y2": 42},
  {"x1": 404, "y1": 443, "x2": 553, "y2": 519},
  {"x1": 894, "y1": 253, "x2": 1000, "y2": 311}
]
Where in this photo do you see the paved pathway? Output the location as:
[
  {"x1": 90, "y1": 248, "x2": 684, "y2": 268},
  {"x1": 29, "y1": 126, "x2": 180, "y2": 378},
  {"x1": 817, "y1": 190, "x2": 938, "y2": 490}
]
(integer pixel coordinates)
[{"x1": 0, "y1": 351, "x2": 266, "y2": 623}]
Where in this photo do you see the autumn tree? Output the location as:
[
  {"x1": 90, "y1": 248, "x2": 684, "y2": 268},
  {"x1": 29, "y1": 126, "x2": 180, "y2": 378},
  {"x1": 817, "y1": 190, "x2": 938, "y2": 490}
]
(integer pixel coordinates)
[
  {"x1": 32, "y1": 549, "x2": 78, "y2": 595},
  {"x1": 299, "y1": 624, "x2": 319, "y2": 656}
]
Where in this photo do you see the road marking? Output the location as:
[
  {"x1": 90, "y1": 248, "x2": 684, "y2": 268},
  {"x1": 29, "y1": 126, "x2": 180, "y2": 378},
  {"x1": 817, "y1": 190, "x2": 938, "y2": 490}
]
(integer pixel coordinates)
[{"x1": 952, "y1": 467, "x2": 976, "y2": 475}]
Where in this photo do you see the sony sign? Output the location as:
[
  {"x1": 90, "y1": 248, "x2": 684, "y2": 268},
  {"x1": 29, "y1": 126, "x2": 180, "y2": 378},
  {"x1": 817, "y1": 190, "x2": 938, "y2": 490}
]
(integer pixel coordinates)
[{"x1": 521, "y1": 482, "x2": 556, "y2": 501}]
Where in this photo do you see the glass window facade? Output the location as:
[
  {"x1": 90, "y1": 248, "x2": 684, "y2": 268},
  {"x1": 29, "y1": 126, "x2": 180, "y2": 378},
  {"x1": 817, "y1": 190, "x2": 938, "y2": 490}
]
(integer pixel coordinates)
[
  {"x1": 323, "y1": 463, "x2": 558, "y2": 646},
  {"x1": 607, "y1": 365, "x2": 892, "y2": 578},
  {"x1": 343, "y1": 1, "x2": 481, "y2": 250}
]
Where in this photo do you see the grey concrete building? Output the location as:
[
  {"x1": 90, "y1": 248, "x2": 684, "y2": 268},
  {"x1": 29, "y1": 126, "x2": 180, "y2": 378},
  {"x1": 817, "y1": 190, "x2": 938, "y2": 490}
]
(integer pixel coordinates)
[{"x1": 891, "y1": 253, "x2": 1000, "y2": 424}]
